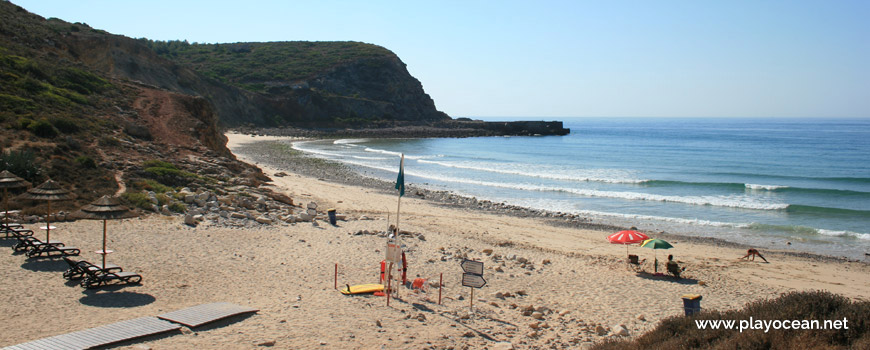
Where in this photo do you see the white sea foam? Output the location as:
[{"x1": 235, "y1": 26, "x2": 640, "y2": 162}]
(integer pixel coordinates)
[
  {"x1": 745, "y1": 183, "x2": 789, "y2": 191},
  {"x1": 290, "y1": 142, "x2": 347, "y2": 158},
  {"x1": 334, "y1": 138, "x2": 369, "y2": 144},
  {"x1": 362, "y1": 147, "x2": 441, "y2": 160},
  {"x1": 569, "y1": 209, "x2": 745, "y2": 228},
  {"x1": 818, "y1": 229, "x2": 870, "y2": 240},
  {"x1": 351, "y1": 156, "x2": 390, "y2": 160},
  {"x1": 417, "y1": 159, "x2": 647, "y2": 184}
]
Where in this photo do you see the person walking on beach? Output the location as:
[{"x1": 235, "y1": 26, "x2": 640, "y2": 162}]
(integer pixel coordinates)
[{"x1": 740, "y1": 248, "x2": 769, "y2": 263}]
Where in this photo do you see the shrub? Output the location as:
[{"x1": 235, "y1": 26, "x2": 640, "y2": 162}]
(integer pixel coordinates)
[
  {"x1": 143, "y1": 159, "x2": 176, "y2": 170},
  {"x1": 74, "y1": 156, "x2": 96, "y2": 169},
  {"x1": 155, "y1": 194, "x2": 170, "y2": 206},
  {"x1": 134, "y1": 179, "x2": 172, "y2": 194},
  {"x1": 593, "y1": 290, "x2": 870, "y2": 350},
  {"x1": 98, "y1": 136, "x2": 120, "y2": 147},
  {"x1": 142, "y1": 159, "x2": 198, "y2": 187},
  {"x1": 51, "y1": 117, "x2": 80, "y2": 134},
  {"x1": 0, "y1": 149, "x2": 40, "y2": 181},
  {"x1": 168, "y1": 202, "x2": 187, "y2": 213},
  {"x1": 15, "y1": 117, "x2": 33, "y2": 130},
  {"x1": 27, "y1": 118, "x2": 58, "y2": 138},
  {"x1": 121, "y1": 192, "x2": 153, "y2": 211}
]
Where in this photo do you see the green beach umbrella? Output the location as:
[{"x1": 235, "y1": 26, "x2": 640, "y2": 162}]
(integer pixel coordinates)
[{"x1": 640, "y1": 238, "x2": 673, "y2": 273}]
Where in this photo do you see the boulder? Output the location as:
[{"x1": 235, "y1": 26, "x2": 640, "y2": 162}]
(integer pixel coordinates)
[
  {"x1": 612, "y1": 325, "x2": 629, "y2": 336},
  {"x1": 183, "y1": 214, "x2": 196, "y2": 226}
]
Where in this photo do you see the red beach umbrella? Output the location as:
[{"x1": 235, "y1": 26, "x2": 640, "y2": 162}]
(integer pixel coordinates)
[{"x1": 607, "y1": 230, "x2": 650, "y2": 255}]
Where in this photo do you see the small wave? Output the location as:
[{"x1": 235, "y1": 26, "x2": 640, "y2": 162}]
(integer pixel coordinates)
[
  {"x1": 785, "y1": 205, "x2": 870, "y2": 217},
  {"x1": 351, "y1": 156, "x2": 389, "y2": 160},
  {"x1": 570, "y1": 209, "x2": 744, "y2": 228},
  {"x1": 745, "y1": 183, "x2": 789, "y2": 191},
  {"x1": 290, "y1": 142, "x2": 347, "y2": 158},
  {"x1": 396, "y1": 172, "x2": 789, "y2": 210},
  {"x1": 746, "y1": 223, "x2": 870, "y2": 240},
  {"x1": 361, "y1": 147, "x2": 438, "y2": 160},
  {"x1": 334, "y1": 138, "x2": 369, "y2": 144},
  {"x1": 416, "y1": 159, "x2": 648, "y2": 184},
  {"x1": 818, "y1": 229, "x2": 870, "y2": 240}
]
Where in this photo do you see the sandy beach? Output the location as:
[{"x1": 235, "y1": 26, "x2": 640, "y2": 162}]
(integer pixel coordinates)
[{"x1": 1, "y1": 133, "x2": 868, "y2": 349}]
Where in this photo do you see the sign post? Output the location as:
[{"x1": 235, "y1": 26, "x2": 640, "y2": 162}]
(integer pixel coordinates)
[{"x1": 460, "y1": 259, "x2": 486, "y2": 311}]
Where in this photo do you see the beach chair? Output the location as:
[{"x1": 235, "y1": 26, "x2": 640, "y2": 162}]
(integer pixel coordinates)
[
  {"x1": 1, "y1": 222, "x2": 23, "y2": 236},
  {"x1": 26, "y1": 241, "x2": 80, "y2": 257},
  {"x1": 12, "y1": 235, "x2": 62, "y2": 252},
  {"x1": 62, "y1": 257, "x2": 123, "y2": 280},
  {"x1": 2, "y1": 222, "x2": 33, "y2": 238},
  {"x1": 81, "y1": 268, "x2": 142, "y2": 289},
  {"x1": 628, "y1": 254, "x2": 645, "y2": 272},
  {"x1": 667, "y1": 261, "x2": 686, "y2": 279}
]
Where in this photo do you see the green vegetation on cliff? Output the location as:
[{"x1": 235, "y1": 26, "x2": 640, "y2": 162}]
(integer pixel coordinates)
[
  {"x1": 141, "y1": 40, "x2": 393, "y2": 93},
  {"x1": 0, "y1": 46, "x2": 111, "y2": 116}
]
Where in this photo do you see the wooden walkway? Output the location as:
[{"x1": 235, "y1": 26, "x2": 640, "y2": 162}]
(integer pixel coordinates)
[
  {"x1": 2, "y1": 316, "x2": 180, "y2": 350},
  {"x1": 3, "y1": 303, "x2": 258, "y2": 349},
  {"x1": 157, "y1": 302, "x2": 259, "y2": 328}
]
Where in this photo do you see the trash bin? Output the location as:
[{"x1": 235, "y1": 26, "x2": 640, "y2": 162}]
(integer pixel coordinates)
[
  {"x1": 682, "y1": 294, "x2": 702, "y2": 316},
  {"x1": 327, "y1": 208, "x2": 337, "y2": 225}
]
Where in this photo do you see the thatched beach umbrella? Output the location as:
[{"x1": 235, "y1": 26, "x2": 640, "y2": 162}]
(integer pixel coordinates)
[
  {"x1": 0, "y1": 170, "x2": 30, "y2": 229},
  {"x1": 72, "y1": 195, "x2": 135, "y2": 267},
  {"x1": 18, "y1": 179, "x2": 75, "y2": 242}
]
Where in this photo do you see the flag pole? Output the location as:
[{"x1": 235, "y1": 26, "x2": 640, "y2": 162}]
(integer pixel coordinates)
[{"x1": 395, "y1": 154, "x2": 404, "y2": 238}]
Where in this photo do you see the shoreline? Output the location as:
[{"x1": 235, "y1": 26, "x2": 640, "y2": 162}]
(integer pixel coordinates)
[{"x1": 230, "y1": 133, "x2": 864, "y2": 265}]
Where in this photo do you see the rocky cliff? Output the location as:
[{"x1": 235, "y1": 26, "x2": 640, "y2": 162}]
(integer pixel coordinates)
[
  {"x1": 142, "y1": 40, "x2": 450, "y2": 127},
  {"x1": 0, "y1": 1, "x2": 264, "y2": 208}
]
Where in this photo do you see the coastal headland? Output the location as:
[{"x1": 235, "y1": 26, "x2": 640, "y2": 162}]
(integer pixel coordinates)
[{"x1": 235, "y1": 119, "x2": 571, "y2": 138}]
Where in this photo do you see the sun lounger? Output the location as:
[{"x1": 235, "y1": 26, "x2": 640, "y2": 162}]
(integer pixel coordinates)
[
  {"x1": 62, "y1": 257, "x2": 123, "y2": 280},
  {"x1": 2, "y1": 223, "x2": 33, "y2": 238},
  {"x1": 26, "y1": 241, "x2": 80, "y2": 257},
  {"x1": 1, "y1": 222, "x2": 22, "y2": 234},
  {"x1": 13, "y1": 235, "x2": 62, "y2": 252},
  {"x1": 81, "y1": 268, "x2": 142, "y2": 289}
]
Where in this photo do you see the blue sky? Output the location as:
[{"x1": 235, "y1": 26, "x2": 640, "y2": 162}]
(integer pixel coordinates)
[{"x1": 12, "y1": 0, "x2": 869, "y2": 118}]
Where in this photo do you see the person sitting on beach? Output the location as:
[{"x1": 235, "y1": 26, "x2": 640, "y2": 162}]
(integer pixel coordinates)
[
  {"x1": 740, "y1": 248, "x2": 769, "y2": 263},
  {"x1": 666, "y1": 254, "x2": 685, "y2": 278}
]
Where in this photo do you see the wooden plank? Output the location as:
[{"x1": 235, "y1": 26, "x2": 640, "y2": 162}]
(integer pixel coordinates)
[
  {"x1": 38, "y1": 335, "x2": 84, "y2": 350},
  {"x1": 55, "y1": 332, "x2": 105, "y2": 349},
  {"x1": 158, "y1": 302, "x2": 258, "y2": 328},
  {"x1": 3, "y1": 317, "x2": 179, "y2": 350},
  {"x1": 49, "y1": 337, "x2": 93, "y2": 350}
]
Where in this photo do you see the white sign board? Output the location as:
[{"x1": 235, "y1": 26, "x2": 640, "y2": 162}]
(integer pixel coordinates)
[
  {"x1": 461, "y1": 273, "x2": 486, "y2": 288},
  {"x1": 386, "y1": 242, "x2": 402, "y2": 265},
  {"x1": 461, "y1": 259, "x2": 484, "y2": 275}
]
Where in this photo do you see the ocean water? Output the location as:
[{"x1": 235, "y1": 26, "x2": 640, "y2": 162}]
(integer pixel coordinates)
[{"x1": 291, "y1": 117, "x2": 870, "y2": 260}]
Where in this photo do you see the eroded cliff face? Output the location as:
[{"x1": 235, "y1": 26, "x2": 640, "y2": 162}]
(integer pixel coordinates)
[
  {"x1": 130, "y1": 86, "x2": 230, "y2": 157},
  {"x1": 62, "y1": 31, "x2": 449, "y2": 128}
]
